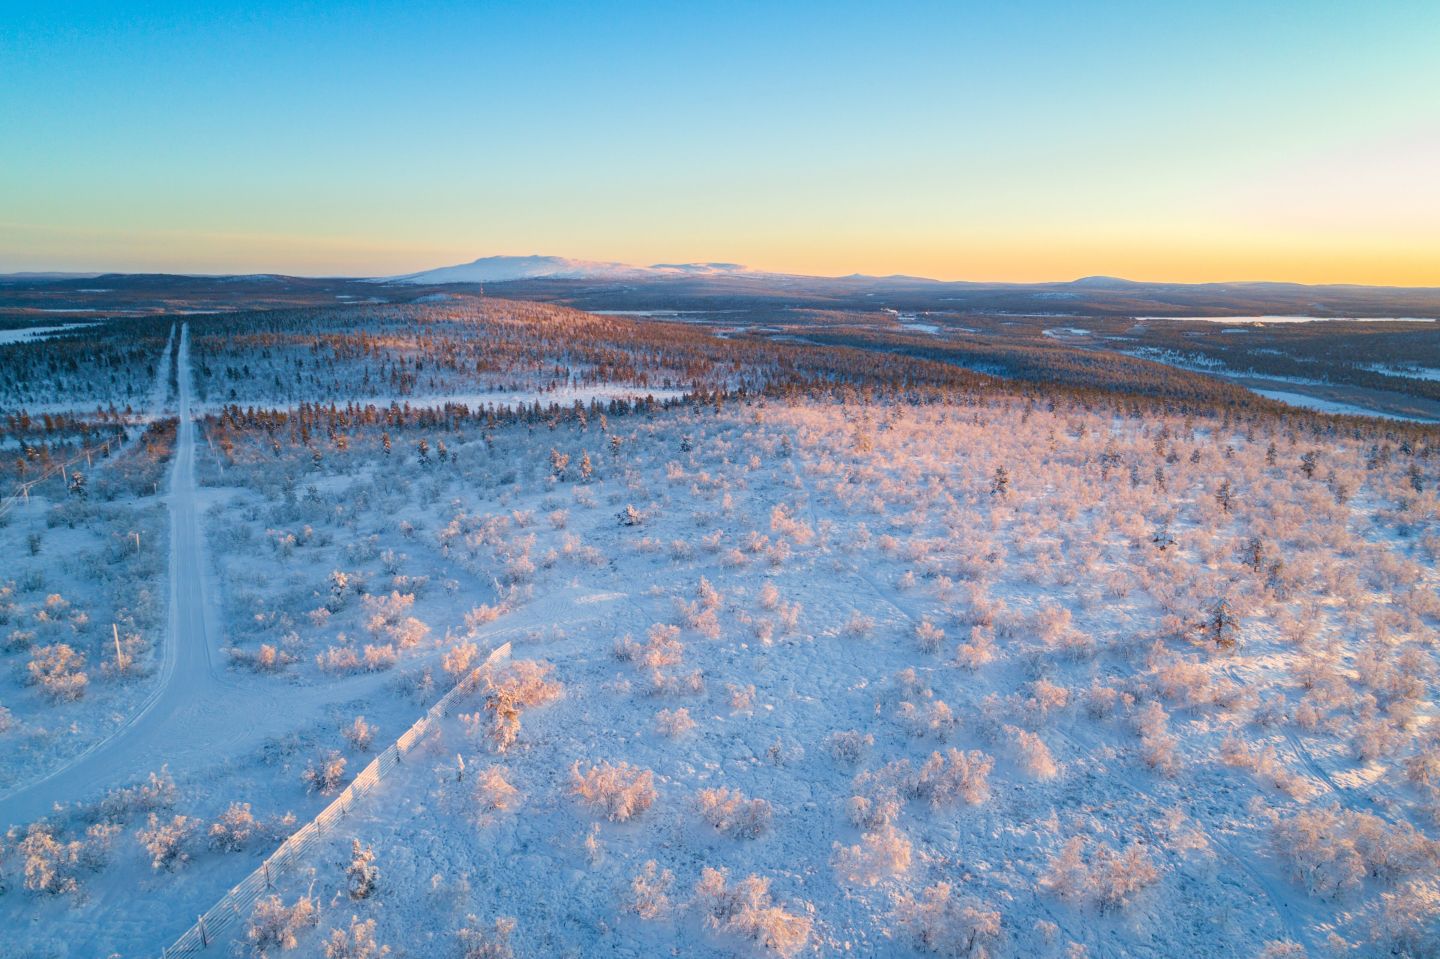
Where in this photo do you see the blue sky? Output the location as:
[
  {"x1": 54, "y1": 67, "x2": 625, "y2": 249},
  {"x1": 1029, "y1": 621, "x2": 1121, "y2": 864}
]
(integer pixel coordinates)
[{"x1": 2, "y1": 1, "x2": 1437, "y2": 281}]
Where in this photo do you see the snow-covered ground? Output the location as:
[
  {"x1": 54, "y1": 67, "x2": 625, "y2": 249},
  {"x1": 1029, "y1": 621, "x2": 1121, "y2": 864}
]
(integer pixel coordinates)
[{"x1": 1, "y1": 308, "x2": 1438, "y2": 959}]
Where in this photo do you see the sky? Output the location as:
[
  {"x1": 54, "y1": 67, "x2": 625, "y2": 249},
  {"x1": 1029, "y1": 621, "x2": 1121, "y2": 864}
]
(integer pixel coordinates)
[{"x1": 2, "y1": 1, "x2": 1438, "y2": 284}]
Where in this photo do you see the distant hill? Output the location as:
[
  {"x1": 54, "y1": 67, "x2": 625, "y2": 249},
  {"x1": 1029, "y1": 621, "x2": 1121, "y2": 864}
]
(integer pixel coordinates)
[{"x1": 385, "y1": 255, "x2": 756, "y2": 285}]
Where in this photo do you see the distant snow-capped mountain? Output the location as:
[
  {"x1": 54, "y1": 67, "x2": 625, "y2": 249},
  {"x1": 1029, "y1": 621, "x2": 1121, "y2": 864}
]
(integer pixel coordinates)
[{"x1": 386, "y1": 255, "x2": 754, "y2": 285}]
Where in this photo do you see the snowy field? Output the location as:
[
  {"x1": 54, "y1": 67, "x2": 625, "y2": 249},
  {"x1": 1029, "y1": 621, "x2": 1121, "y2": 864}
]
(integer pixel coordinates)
[{"x1": 0, "y1": 304, "x2": 1437, "y2": 959}]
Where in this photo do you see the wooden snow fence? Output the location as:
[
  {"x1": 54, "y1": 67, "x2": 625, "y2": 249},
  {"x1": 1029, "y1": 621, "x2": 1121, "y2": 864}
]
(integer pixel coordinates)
[
  {"x1": 0, "y1": 434, "x2": 124, "y2": 521},
  {"x1": 159, "y1": 640, "x2": 512, "y2": 956}
]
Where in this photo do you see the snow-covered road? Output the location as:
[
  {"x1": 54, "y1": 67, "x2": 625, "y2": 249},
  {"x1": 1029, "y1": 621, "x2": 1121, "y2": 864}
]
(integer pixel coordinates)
[
  {"x1": 0, "y1": 324, "x2": 225, "y2": 828},
  {"x1": 0, "y1": 326, "x2": 622, "y2": 830}
]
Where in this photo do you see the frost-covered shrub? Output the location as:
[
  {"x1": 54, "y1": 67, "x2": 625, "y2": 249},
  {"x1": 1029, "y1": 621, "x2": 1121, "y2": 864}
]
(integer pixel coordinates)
[
  {"x1": 628, "y1": 859, "x2": 674, "y2": 919},
  {"x1": 17, "y1": 823, "x2": 102, "y2": 895},
  {"x1": 457, "y1": 915, "x2": 517, "y2": 959},
  {"x1": 480, "y1": 659, "x2": 563, "y2": 752},
  {"x1": 827, "y1": 730, "x2": 874, "y2": 766},
  {"x1": 655, "y1": 707, "x2": 696, "y2": 738},
  {"x1": 303, "y1": 751, "x2": 348, "y2": 794},
  {"x1": 344, "y1": 716, "x2": 377, "y2": 751},
  {"x1": 99, "y1": 766, "x2": 177, "y2": 820},
  {"x1": 892, "y1": 882, "x2": 1003, "y2": 957},
  {"x1": 1040, "y1": 836, "x2": 1159, "y2": 911},
  {"x1": 1083, "y1": 681, "x2": 1124, "y2": 719},
  {"x1": 363, "y1": 644, "x2": 397, "y2": 671},
  {"x1": 1023, "y1": 678, "x2": 1070, "y2": 723},
  {"x1": 727, "y1": 683, "x2": 756, "y2": 711},
  {"x1": 692, "y1": 867, "x2": 813, "y2": 957},
  {"x1": 474, "y1": 766, "x2": 519, "y2": 817},
  {"x1": 846, "y1": 793, "x2": 901, "y2": 831},
  {"x1": 956, "y1": 626, "x2": 995, "y2": 670},
  {"x1": 897, "y1": 699, "x2": 956, "y2": 740},
  {"x1": 571, "y1": 760, "x2": 657, "y2": 821},
  {"x1": 323, "y1": 916, "x2": 389, "y2": 959},
  {"x1": 1270, "y1": 805, "x2": 1439, "y2": 899},
  {"x1": 1133, "y1": 701, "x2": 1178, "y2": 776},
  {"x1": 138, "y1": 813, "x2": 196, "y2": 871},
  {"x1": 1218, "y1": 737, "x2": 1307, "y2": 797},
  {"x1": 908, "y1": 749, "x2": 994, "y2": 807},
  {"x1": 362, "y1": 591, "x2": 428, "y2": 648},
  {"x1": 915, "y1": 619, "x2": 945, "y2": 654},
  {"x1": 841, "y1": 611, "x2": 875, "y2": 639},
  {"x1": 695, "y1": 787, "x2": 773, "y2": 839},
  {"x1": 443, "y1": 641, "x2": 479, "y2": 678},
  {"x1": 210, "y1": 802, "x2": 259, "y2": 852},
  {"x1": 248, "y1": 894, "x2": 318, "y2": 956},
  {"x1": 347, "y1": 838, "x2": 379, "y2": 900},
  {"x1": 464, "y1": 604, "x2": 503, "y2": 633},
  {"x1": 1370, "y1": 879, "x2": 1440, "y2": 957},
  {"x1": 833, "y1": 824, "x2": 912, "y2": 886},
  {"x1": 1005, "y1": 726, "x2": 1059, "y2": 779},
  {"x1": 27, "y1": 643, "x2": 88, "y2": 700}
]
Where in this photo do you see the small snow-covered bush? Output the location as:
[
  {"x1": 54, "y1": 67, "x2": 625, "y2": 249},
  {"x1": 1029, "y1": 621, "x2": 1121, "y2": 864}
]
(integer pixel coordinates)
[
  {"x1": 915, "y1": 619, "x2": 946, "y2": 654},
  {"x1": 827, "y1": 730, "x2": 874, "y2": 765},
  {"x1": 344, "y1": 715, "x2": 377, "y2": 751},
  {"x1": 27, "y1": 643, "x2": 87, "y2": 700},
  {"x1": 727, "y1": 683, "x2": 756, "y2": 711},
  {"x1": 443, "y1": 641, "x2": 479, "y2": 678},
  {"x1": 956, "y1": 626, "x2": 995, "y2": 670},
  {"x1": 1270, "y1": 805, "x2": 1439, "y2": 899},
  {"x1": 833, "y1": 824, "x2": 912, "y2": 886},
  {"x1": 137, "y1": 813, "x2": 197, "y2": 871},
  {"x1": 913, "y1": 749, "x2": 994, "y2": 806},
  {"x1": 628, "y1": 859, "x2": 674, "y2": 919},
  {"x1": 248, "y1": 894, "x2": 318, "y2": 956},
  {"x1": 19, "y1": 824, "x2": 81, "y2": 895},
  {"x1": 655, "y1": 707, "x2": 696, "y2": 738},
  {"x1": 480, "y1": 659, "x2": 563, "y2": 752},
  {"x1": 474, "y1": 765, "x2": 520, "y2": 817},
  {"x1": 1040, "y1": 836, "x2": 1159, "y2": 911},
  {"x1": 1134, "y1": 700, "x2": 1178, "y2": 776},
  {"x1": 695, "y1": 787, "x2": 773, "y2": 839},
  {"x1": 1004, "y1": 725, "x2": 1058, "y2": 779},
  {"x1": 841, "y1": 611, "x2": 875, "y2": 639},
  {"x1": 1370, "y1": 878, "x2": 1440, "y2": 957},
  {"x1": 303, "y1": 751, "x2": 348, "y2": 794},
  {"x1": 99, "y1": 766, "x2": 177, "y2": 820},
  {"x1": 693, "y1": 867, "x2": 813, "y2": 957},
  {"x1": 897, "y1": 699, "x2": 956, "y2": 740},
  {"x1": 571, "y1": 760, "x2": 657, "y2": 821},
  {"x1": 323, "y1": 916, "x2": 389, "y2": 959},
  {"x1": 892, "y1": 881, "x2": 1003, "y2": 957},
  {"x1": 210, "y1": 802, "x2": 259, "y2": 852},
  {"x1": 347, "y1": 838, "x2": 379, "y2": 900},
  {"x1": 457, "y1": 915, "x2": 516, "y2": 959}
]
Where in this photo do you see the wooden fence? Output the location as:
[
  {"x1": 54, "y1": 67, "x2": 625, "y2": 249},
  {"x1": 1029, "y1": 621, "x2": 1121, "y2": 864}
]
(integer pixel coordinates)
[
  {"x1": 159, "y1": 641, "x2": 512, "y2": 956},
  {"x1": 0, "y1": 434, "x2": 125, "y2": 521}
]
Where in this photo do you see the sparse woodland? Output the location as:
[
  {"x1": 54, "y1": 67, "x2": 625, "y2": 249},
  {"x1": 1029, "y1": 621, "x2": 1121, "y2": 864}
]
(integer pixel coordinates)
[{"x1": 0, "y1": 300, "x2": 1437, "y2": 958}]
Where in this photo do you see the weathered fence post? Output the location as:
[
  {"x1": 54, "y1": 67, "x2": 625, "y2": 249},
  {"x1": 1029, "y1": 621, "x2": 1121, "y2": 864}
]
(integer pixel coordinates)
[{"x1": 198, "y1": 914, "x2": 209, "y2": 947}]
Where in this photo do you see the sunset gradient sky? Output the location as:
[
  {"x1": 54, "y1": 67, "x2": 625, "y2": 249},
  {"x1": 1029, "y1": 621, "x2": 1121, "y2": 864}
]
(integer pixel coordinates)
[{"x1": 2, "y1": 1, "x2": 1438, "y2": 283}]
